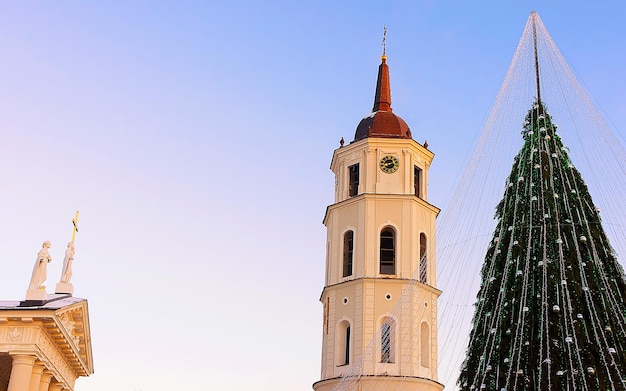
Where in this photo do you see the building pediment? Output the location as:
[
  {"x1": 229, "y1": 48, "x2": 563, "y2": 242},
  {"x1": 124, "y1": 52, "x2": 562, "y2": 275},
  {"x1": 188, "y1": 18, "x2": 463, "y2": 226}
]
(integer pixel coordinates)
[
  {"x1": 53, "y1": 300, "x2": 94, "y2": 376},
  {"x1": 0, "y1": 294, "x2": 94, "y2": 381}
]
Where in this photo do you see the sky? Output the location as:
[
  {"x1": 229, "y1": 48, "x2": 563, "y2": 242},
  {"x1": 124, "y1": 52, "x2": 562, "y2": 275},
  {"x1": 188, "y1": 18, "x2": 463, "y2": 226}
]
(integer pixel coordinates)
[{"x1": 0, "y1": 2, "x2": 625, "y2": 391}]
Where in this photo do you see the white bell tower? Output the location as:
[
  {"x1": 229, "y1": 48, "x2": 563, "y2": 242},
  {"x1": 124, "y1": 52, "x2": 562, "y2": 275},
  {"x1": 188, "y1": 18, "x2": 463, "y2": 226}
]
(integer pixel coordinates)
[{"x1": 313, "y1": 53, "x2": 443, "y2": 391}]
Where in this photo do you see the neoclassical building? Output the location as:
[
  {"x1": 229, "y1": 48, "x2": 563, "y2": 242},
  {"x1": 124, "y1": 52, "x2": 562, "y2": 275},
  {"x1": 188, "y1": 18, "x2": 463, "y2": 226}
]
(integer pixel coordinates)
[
  {"x1": 0, "y1": 296, "x2": 93, "y2": 391},
  {"x1": 0, "y1": 236, "x2": 93, "y2": 391},
  {"x1": 313, "y1": 52, "x2": 443, "y2": 391}
]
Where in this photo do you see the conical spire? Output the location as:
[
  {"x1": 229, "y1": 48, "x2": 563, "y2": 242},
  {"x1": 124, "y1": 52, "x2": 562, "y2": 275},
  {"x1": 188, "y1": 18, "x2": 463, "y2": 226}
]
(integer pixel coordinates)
[
  {"x1": 353, "y1": 32, "x2": 412, "y2": 142},
  {"x1": 458, "y1": 101, "x2": 626, "y2": 390},
  {"x1": 372, "y1": 56, "x2": 392, "y2": 112}
]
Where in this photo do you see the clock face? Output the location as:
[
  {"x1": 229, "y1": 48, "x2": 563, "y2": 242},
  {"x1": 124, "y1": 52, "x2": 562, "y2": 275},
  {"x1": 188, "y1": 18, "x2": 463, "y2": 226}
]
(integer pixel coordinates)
[{"x1": 379, "y1": 155, "x2": 399, "y2": 174}]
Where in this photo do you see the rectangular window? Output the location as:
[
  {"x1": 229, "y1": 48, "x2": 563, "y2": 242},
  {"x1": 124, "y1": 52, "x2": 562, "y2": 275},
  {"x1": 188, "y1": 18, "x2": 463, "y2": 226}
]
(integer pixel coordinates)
[
  {"x1": 381, "y1": 322, "x2": 391, "y2": 363},
  {"x1": 380, "y1": 245, "x2": 395, "y2": 274},
  {"x1": 343, "y1": 231, "x2": 354, "y2": 277},
  {"x1": 345, "y1": 326, "x2": 351, "y2": 365},
  {"x1": 419, "y1": 233, "x2": 427, "y2": 283},
  {"x1": 380, "y1": 229, "x2": 395, "y2": 275},
  {"x1": 414, "y1": 166, "x2": 422, "y2": 198},
  {"x1": 349, "y1": 164, "x2": 360, "y2": 197}
]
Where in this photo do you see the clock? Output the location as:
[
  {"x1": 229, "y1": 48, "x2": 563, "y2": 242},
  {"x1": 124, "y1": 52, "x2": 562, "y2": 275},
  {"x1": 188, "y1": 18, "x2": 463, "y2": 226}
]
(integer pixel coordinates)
[{"x1": 379, "y1": 155, "x2": 399, "y2": 174}]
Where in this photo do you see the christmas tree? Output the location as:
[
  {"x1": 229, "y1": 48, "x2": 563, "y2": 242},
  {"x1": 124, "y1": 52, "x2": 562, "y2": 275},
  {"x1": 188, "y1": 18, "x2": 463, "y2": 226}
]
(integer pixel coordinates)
[{"x1": 457, "y1": 99, "x2": 626, "y2": 390}]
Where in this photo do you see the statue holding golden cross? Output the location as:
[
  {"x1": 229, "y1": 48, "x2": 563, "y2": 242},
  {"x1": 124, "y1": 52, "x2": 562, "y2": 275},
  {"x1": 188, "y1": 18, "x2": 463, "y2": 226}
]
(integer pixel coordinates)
[{"x1": 57, "y1": 211, "x2": 79, "y2": 292}]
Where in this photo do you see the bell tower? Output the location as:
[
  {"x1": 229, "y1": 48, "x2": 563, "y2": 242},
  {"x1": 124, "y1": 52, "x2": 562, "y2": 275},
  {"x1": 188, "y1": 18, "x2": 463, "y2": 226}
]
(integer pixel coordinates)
[{"x1": 313, "y1": 53, "x2": 443, "y2": 391}]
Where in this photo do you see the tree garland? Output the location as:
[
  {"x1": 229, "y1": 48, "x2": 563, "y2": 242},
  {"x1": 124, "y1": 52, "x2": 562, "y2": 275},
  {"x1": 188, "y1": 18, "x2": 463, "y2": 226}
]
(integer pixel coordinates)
[{"x1": 458, "y1": 100, "x2": 626, "y2": 390}]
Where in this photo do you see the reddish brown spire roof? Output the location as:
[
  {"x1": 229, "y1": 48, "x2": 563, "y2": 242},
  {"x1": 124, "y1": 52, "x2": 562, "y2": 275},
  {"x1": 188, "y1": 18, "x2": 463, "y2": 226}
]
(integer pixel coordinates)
[
  {"x1": 372, "y1": 56, "x2": 392, "y2": 112},
  {"x1": 353, "y1": 55, "x2": 412, "y2": 142}
]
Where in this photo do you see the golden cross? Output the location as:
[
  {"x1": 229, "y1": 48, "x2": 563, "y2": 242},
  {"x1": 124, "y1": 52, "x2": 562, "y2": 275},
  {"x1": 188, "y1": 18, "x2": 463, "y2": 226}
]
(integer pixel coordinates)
[{"x1": 71, "y1": 211, "x2": 79, "y2": 243}]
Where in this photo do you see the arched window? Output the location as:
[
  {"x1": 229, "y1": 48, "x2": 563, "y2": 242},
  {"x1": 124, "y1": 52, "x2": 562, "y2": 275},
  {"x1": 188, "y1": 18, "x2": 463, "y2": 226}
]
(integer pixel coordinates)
[
  {"x1": 420, "y1": 321, "x2": 430, "y2": 368},
  {"x1": 419, "y1": 233, "x2": 427, "y2": 283},
  {"x1": 348, "y1": 164, "x2": 359, "y2": 197},
  {"x1": 381, "y1": 317, "x2": 395, "y2": 363},
  {"x1": 336, "y1": 320, "x2": 351, "y2": 366},
  {"x1": 380, "y1": 227, "x2": 395, "y2": 275},
  {"x1": 343, "y1": 231, "x2": 354, "y2": 277},
  {"x1": 414, "y1": 166, "x2": 422, "y2": 198}
]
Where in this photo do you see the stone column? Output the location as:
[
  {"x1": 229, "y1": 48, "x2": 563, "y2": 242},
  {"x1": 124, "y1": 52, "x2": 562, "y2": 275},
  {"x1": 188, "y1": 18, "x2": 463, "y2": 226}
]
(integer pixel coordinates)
[
  {"x1": 7, "y1": 354, "x2": 36, "y2": 391},
  {"x1": 47, "y1": 384, "x2": 62, "y2": 391},
  {"x1": 28, "y1": 364, "x2": 44, "y2": 391},
  {"x1": 38, "y1": 372, "x2": 53, "y2": 391}
]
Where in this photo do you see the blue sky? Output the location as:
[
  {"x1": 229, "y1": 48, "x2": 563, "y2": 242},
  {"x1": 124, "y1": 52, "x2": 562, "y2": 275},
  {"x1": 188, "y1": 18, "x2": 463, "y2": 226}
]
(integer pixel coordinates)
[{"x1": 0, "y1": 2, "x2": 624, "y2": 390}]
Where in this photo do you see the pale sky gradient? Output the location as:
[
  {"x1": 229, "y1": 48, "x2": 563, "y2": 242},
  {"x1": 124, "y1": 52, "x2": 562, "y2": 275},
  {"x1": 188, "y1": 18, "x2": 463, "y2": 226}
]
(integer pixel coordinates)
[{"x1": 0, "y1": 2, "x2": 625, "y2": 391}]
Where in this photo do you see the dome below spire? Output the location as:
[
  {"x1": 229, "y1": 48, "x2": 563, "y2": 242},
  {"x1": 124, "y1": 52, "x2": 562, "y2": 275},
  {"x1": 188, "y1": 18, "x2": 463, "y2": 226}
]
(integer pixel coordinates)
[
  {"x1": 353, "y1": 56, "x2": 412, "y2": 142},
  {"x1": 354, "y1": 110, "x2": 411, "y2": 141}
]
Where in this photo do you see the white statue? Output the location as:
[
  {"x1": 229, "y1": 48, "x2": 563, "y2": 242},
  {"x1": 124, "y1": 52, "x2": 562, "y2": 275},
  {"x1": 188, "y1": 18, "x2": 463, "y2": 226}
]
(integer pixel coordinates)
[
  {"x1": 29, "y1": 241, "x2": 52, "y2": 289},
  {"x1": 60, "y1": 242, "x2": 75, "y2": 283}
]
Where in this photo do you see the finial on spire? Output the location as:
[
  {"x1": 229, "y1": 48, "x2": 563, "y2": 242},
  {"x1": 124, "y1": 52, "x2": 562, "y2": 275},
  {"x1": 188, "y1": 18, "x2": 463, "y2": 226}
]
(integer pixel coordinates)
[
  {"x1": 381, "y1": 25, "x2": 387, "y2": 61},
  {"x1": 372, "y1": 26, "x2": 392, "y2": 112}
]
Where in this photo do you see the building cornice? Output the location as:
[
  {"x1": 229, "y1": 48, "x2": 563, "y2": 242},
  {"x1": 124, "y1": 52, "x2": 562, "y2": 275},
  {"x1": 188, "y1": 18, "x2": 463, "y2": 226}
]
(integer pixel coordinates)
[
  {"x1": 319, "y1": 277, "x2": 442, "y2": 302},
  {"x1": 323, "y1": 193, "x2": 440, "y2": 225}
]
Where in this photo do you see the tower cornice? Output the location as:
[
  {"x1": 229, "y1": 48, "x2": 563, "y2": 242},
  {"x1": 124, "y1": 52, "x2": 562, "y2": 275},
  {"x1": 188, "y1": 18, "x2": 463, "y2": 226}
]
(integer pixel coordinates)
[
  {"x1": 319, "y1": 276, "x2": 442, "y2": 302},
  {"x1": 323, "y1": 193, "x2": 440, "y2": 226}
]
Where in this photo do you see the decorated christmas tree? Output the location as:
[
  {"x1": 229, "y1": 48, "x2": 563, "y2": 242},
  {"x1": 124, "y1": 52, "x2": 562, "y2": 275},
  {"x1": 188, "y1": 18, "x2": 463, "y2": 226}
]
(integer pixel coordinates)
[{"x1": 457, "y1": 98, "x2": 626, "y2": 390}]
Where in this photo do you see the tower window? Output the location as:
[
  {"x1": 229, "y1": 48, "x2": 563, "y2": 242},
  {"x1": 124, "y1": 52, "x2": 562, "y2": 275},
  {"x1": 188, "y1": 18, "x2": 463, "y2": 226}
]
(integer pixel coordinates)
[
  {"x1": 414, "y1": 166, "x2": 422, "y2": 198},
  {"x1": 420, "y1": 322, "x2": 430, "y2": 368},
  {"x1": 336, "y1": 320, "x2": 351, "y2": 366},
  {"x1": 419, "y1": 233, "x2": 427, "y2": 283},
  {"x1": 381, "y1": 317, "x2": 395, "y2": 363},
  {"x1": 380, "y1": 227, "x2": 395, "y2": 274},
  {"x1": 349, "y1": 164, "x2": 360, "y2": 197},
  {"x1": 345, "y1": 326, "x2": 351, "y2": 365},
  {"x1": 343, "y1": 231, "x2": 354, "y2": 277}
]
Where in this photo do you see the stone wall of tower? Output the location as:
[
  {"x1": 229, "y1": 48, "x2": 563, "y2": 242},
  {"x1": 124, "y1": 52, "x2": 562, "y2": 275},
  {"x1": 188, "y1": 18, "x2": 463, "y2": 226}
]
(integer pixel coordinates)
[
  {"x1": 319, "y1": 278, "x2": 441, "y2": 378},
  {"x1": 324, "y1": 196, "x2": 438, "y2": 284},
  {"x1": 331, "y1": 139, "x2": 433, "y2": 204},
  {"x1": 315, "y1": 54, "x2": 442, "y2": 391},
  {"x1": 317, "y1": 136, "x2": 442, "y2": 389},
  {"x1": 325, "y1": 138, "x2": 439, "y2": 286}
]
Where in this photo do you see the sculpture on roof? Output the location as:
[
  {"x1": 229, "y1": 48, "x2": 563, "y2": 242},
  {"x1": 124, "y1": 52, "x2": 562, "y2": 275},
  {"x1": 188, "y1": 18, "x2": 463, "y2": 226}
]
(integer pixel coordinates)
[
  {"x1": 60, "y1": 241, "x2": 75, "y2": 283},
  {"x1": 56, "y1": 211, "x2": 79, "y2": 295},
  {"x1": 29, "y1": 241, "x2": 52, "y2": 289}
]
